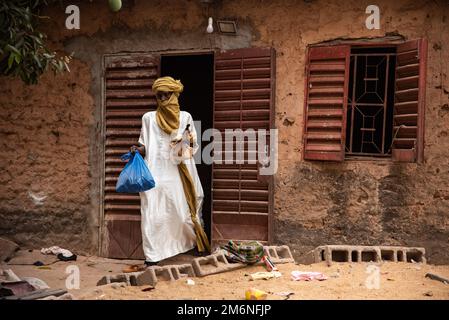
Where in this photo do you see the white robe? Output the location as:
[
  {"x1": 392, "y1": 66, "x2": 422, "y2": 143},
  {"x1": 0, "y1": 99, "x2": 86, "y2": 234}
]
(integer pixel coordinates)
[{"x1": 138, "y1": 110, "x2": 204, "y2": 262}]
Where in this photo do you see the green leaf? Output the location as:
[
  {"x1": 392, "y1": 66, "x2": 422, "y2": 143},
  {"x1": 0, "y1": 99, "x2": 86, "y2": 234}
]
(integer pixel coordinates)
[
  {"x1": 7, "y1": 53, "x2": 15, "y2": 69},
  {"x1": 33, "y1": 55, "x2": 42, "y2": 68},
  {"x1": 1, "y1": 0, "x2": 70, "y2": 84},
  {"x1": 6, "y1": 44, "x2": 20, "y2": 55},
  {"x1": 29, "y1": 35, "x2": 42, "y2": 44}
]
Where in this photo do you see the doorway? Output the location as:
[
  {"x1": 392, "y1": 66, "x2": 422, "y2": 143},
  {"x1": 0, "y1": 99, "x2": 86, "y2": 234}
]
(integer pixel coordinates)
[
  {"x1": 101, "y1": 48, "x2": 274, "y2": 258},
  {"x1": 160, "y1": 53, "x2": 214, "y2": 239}
]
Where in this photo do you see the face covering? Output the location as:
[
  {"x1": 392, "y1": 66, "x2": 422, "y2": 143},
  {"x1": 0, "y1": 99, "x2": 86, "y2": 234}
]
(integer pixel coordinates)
[{"x1": 156, "y1": 92, "x2": 180, "y2": 135}]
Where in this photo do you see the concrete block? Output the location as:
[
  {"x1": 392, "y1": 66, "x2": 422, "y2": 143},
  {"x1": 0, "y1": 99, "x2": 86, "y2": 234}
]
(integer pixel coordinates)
[
  {"x1": 96, "y1": 271, "x2": 143, "y2": 286},
  {"x1": 135, "y1": 268, "x2": 157, "y2": 286},
  {"x1": 311, "y1": 245, "x2": 426, "y2": 265},
  {"x1": 295, "y1": 249, "x2": 317, "y2": 265},
  {"x1": 192, "y1": 251, "x2": 245, "y2": 277},
  {"x1": 263, "y1": 245, "x2": 295, "y2": 264},
  {"x1": 153, "y1": 266, "x2": 175, "y2": 281},
  {"x1": 177, "y1": 264, "x2": 196, "y2": 278},
  {"x1": 297, "y1": 245, "x2": 326, "y2": 264},
  {"x1": 135, "y1": 264, "x2": 193, "y2": 286},
  {"x1": 405, "y1": 247, "x2": 426, "y2": 264}
]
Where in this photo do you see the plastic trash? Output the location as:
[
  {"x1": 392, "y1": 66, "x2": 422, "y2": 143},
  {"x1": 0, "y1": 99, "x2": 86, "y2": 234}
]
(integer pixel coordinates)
[
  {"x1": 116, "y1": 151, "x2": 155, "y2": 193},
  {"x1": 245, "y1": 288, "x2": 268, "y2": 300},
  {"x1": 41, "y1": 246, "x2": 73, "y2": 258},
  {"x1": 249, "y1": 271, "x2": 282, "y2": 281},
  {"x1": 262, "y1": 255, "x2": 278, "y2": 271},
  {"x1": 41, "y1": 246, "x2": 77, "y2": 261},
  {"x1": 291, "y1": 271, "x2": 328, "y2": 281}
]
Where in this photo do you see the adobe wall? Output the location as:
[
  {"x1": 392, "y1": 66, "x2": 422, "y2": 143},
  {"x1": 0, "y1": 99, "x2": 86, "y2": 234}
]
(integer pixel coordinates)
[{"x1": 1, "y1": 0, "x2": 448, "y2": 263}]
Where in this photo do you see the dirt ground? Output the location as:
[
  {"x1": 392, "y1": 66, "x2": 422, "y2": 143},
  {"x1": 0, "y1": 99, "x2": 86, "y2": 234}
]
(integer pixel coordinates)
[{"x1": 2, "y1": 250, "x2": 449, "y2": 300}]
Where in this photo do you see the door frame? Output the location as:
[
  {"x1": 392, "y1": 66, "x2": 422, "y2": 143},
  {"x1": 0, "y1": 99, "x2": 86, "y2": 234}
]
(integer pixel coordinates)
[
  {"x1": 99, "y1": 48, "x2": 275, "y2": 257},
  {"x1": 99, "y1": 49, "x2": 214, "y2": 257}
]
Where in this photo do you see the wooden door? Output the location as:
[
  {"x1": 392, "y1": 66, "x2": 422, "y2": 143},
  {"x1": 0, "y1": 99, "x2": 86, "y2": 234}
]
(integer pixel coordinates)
[
  {"x1": 102, "y1": 54, "x2": 159, "y2": 258},
  {"x1": 212, "y1": 47, "x2": 276, "y2": 248}
]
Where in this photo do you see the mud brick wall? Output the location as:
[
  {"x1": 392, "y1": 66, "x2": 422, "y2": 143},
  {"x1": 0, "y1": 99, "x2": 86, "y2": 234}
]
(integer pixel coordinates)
[
  {"x1": 0, "y1": 59, "x2": 95, "y2": 252},
  {"x1": 0, "y1": 0, "x2": 448, "y2": 263}
]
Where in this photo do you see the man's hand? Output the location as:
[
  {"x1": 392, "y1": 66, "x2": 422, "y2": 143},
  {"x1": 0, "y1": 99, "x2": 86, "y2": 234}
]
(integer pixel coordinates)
[{"x1": 130, "y1": 145, "x2": 145, "y2": 156}]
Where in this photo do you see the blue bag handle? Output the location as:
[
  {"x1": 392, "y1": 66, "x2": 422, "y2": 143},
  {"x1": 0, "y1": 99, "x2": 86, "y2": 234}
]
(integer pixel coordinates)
[{"x1": 121, "y1": 150, "x2": 139, "y2": 162}]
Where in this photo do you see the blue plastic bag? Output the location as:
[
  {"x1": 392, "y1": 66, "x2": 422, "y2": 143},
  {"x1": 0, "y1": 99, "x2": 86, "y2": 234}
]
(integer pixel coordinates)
[{"x1": 116, "y1": 151, "x2": 155, "y2": 193}]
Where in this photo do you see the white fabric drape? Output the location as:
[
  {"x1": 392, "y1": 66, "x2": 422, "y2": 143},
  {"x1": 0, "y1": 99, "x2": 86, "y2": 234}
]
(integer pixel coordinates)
[{"x1": 138, "y1": 111, "x2": 204, "y2": 262}]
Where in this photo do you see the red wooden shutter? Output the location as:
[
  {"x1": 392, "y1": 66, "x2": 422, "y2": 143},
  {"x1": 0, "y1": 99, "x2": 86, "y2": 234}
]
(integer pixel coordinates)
[
  {"x1": 212, "y1": 47, "x2": 275, "y2": 248},
  {"x1": 102, "y1": 54, "x2": 159, "y2": 258},
  {"x1": 392, "y1": 39, "x2": 427, "y2": 163},
  {"x1": 303, "y1": 45, "x2": 351, "y2": 161}
]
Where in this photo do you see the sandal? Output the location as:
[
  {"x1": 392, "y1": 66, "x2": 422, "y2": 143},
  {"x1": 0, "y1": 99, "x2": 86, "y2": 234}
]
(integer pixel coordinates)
[{"x1": 122, "y1": 264, "x2": 146, "y2": 273}]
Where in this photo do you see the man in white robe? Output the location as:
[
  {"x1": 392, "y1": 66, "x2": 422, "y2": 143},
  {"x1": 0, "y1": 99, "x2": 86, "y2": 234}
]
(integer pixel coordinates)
[{"x1": 130, "y1": 77, "x2": 209, "y2": 267}]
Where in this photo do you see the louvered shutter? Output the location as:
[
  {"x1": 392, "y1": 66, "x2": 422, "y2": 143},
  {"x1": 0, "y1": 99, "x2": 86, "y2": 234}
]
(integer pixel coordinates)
[
  {"x1": 212, "y1": 48, "x2": 275, "y2": 247},
  {"x1": 392, "y1": 39, "x2": 427, "y2": 163},
  {"x1": 102, "y1": 54, "x2": 159, "y2": 259},
  {"x1": 303, "y1": 45, "x2": 351, "y2": 161}
]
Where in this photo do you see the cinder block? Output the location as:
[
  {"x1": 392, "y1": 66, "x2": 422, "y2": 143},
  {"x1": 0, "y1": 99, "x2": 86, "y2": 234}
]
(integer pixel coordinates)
[
  {"x1": 192, "y1": 251, "x2": 245, "y2": 277},
  {"x1": 135, "y1": 268, "x2": 157, "y2": 286},
  {"x1": 312, "y1": 245, "x2": 426, "y2": 265},
  {"x1": 153, "y1": 266, "x2": 175, "y2": 281},
  {"x1": 97, "y1": 271, "x2": 143, "y2": 286},
  {"x1": 379, "y1": 247, "x2": 396, "y2": 262},
  {"x1": 322, "y1": 245, "x2": 351, "y2": 265},
  {"x1": 323, "y1": 245, "x2": 381, "y2": 265},
  {"x1": 360, "y1": 246, "x2": 382, "y2": 263},
  {"x1": 135, "y1": 264, "x2": 195, "y2": 286},
  {"x1": 262, "y1": 245, "x2": 295, "y2": 264},
  {"x1": 296, "y1": 248, "x2": 322, "y2": 265},
  {"x1": 405, "y1": 247, "x2": 426, "y2": 264},
  {"x1": 177, "y1": 264, "x2": 196, "y2": 278}
]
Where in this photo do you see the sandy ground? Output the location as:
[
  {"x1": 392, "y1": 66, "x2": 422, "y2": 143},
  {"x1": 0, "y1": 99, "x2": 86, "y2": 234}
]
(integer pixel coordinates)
[{"x1": 2, "y1": 250, "x2": 449, "y2": 300}]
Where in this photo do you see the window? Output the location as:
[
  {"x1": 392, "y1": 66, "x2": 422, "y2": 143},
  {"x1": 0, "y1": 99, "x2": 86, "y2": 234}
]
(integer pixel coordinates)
[
  {"x1": 302, "y1": 39, "x2": 427, "y2": 163},
  {"x1": 346, "y1": 47, "x2": 396, "y2": 158}
]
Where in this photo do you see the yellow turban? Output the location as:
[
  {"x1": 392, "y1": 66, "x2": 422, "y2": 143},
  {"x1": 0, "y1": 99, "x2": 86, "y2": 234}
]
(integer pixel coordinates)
[
  {"x1": 152, "y1": 76, "x2": 184, "y2": 96},
  {"x1": 152, "y1": 76, "x2": 184, "y2": 135}
]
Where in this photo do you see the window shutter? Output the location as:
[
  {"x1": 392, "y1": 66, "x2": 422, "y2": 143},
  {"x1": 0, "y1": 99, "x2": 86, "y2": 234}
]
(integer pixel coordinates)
[
  {"x1": 102, "y1": 54, "x2": 159, "y2": 259},
  {"x1": 303, "y1": 45, "x2": 351, "y2": 161},
  {"x1": 392, "y1": 39, "x2": 427, "y2": 163},
  {"x1": 212, "y1": 47, "x2": 275, "y2": 248}
]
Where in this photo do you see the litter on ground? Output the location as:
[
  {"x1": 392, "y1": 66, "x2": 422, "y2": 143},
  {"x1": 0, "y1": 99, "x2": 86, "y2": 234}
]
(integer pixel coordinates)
[{"x1": 291, "y1": 271, "x2": 328, "y2": 281}]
